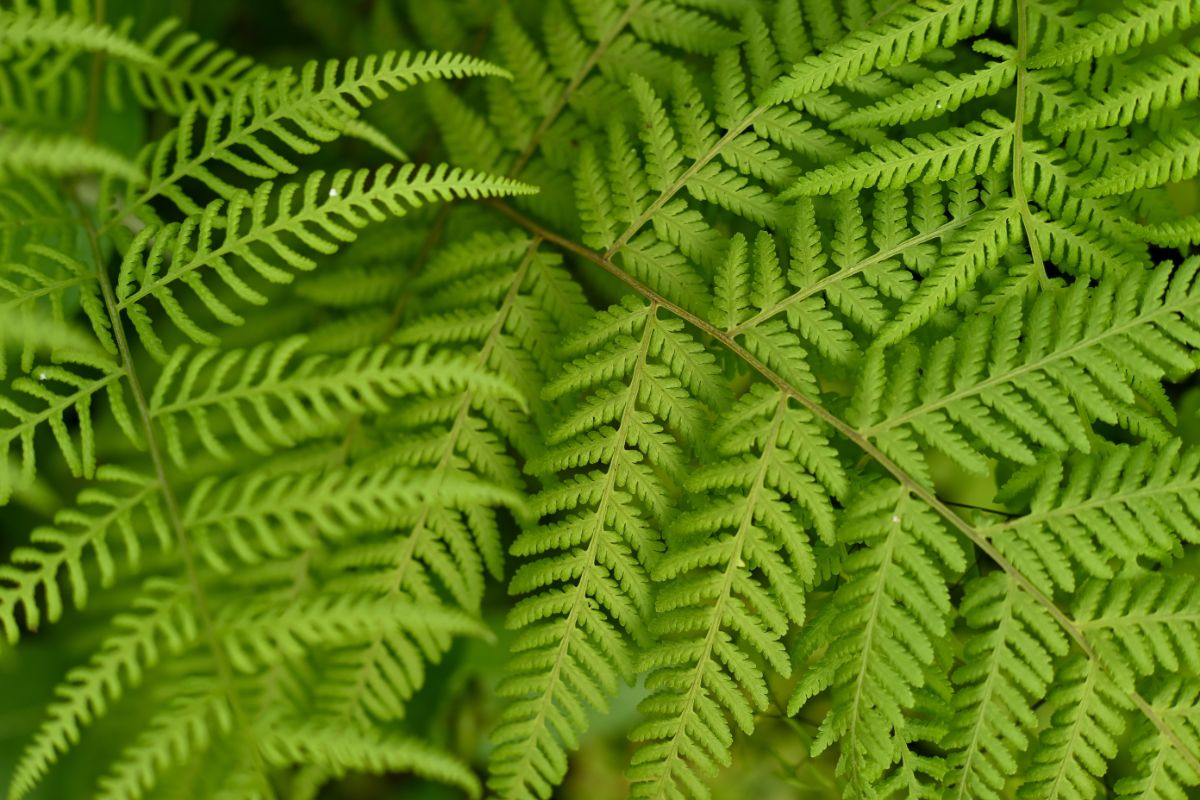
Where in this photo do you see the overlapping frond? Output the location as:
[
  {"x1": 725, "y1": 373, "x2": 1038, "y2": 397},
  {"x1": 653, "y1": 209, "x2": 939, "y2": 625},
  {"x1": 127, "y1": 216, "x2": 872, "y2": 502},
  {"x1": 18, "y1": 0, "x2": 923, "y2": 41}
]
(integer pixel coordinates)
[
  {"x1": 0, "y1": 363, "x2": 133, "y2": 502},
  {"x1": 855, "y1": 264, "x2": 1200, "y2": 485},
  {"x1": 8, "y1": 1, "x2": 1200, "y2": 798},
  {"x1": 0, "y1": 7, "x2": 155, "y2": 63},
  {"x1": 790, "y1": 480, "x2": 965, "y2": 796},
  {"x1": 945, "y1": 572, "x2": 1069, "y2": 800},
  {"x1": 489, "y1": 297, "x2": 725, "y2": 799},
  {"x1": 628, "y1": 385, "x2": 844, "y2": 799},
  {"x1": 113, "y1": 165, "x2": 533, "y2": 353},
  {"x1": 0, "y1": 130, "x2": 142, "y2": 181},
  {"x1": 1030, "y1": 0, "x2": 1200, "y2": 67},
  {"x1": 783, "y1": 111, "x2": 1013, "y2": 197},
  {"x1": 0, "y1": 469, "x2": 166, "y2": 645},
  {"x1": 184, "y1": 462, "x2": 521, "y2": 572},
  {"x1": 310, "y1": 232, "x2": 587, "y2": 730},
  {"x1": 985, "y1": 443, "x2": 1200, "y2": 596},
  {"x1": 150, "y1": 337, "x2": 521, "y2": 464},
  {"x1": 1019, "y1": 655, "x2": 1130, "y2": 800},
  {"x1": 766, "y1": 0, "x2": 1002, "y2": 104},
  {"x1": 116, "y1": 50, "x2": 510, "y2": 222},
  {"x1": 9, "y1": 580, "x2": 196, "y2": 800}
]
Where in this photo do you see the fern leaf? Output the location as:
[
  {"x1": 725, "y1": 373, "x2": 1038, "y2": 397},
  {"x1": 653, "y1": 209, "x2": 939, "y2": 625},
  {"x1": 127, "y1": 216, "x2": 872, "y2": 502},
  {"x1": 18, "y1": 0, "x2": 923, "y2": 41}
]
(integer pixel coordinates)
[
  {"x1": 858, "y1": 264, "x2": 1200, "y2": 483},
  {"x1": 117, "y1": 50, "x2": 512, "y2": 221},
  {"x1": 1125, "y1": 214, "x2": 1200, "y2": 247},
  {"x1": 1029, "y1": 0, "x2": 1200, "y2": 67},
  {"x1": 114, "y1": 166, "x2": 534, "y2": 351},
  {"x1": 489, "y1": 298, "x2": 724, "y2": 799},
  {"x1": 259, "y1": 719, "x2": 482, "y2": 798},
  {"x1": 0, "y1": 364, "x2": 131, "y2": 502},
  {"x1": 0, "y1": 130, "x2": 142, "y2": 182},
  {"x1": 0, "y1": 469, "x2": 165, "y2": 645},
  {"x1": 628, "y1": 386, "x2": 843, "y2": 799},
  {"x1": 150, "y1": 337, "x2": 522, "y2": 465},
  {"x1": 1018, "y1": 655, "x2": 1130, "y2": 800},
  {"x1": 126, "y1": 17, "x2": 267, "y2": 113},
  {"x1": 790, "y1": 480, "x2": 965, "y2": 794},
  {"x1": 1085, "y1": 128, "x2": 1200, "y2": 196},
  {"x1": 1075, "y1": 575, "x2": 1200, "y2": 684},
  {"x1": 881, "y1": 196, "x2": 1020, "y2": 344},
  {"x1": 185, "y1": 463, "x2": 521, "y2": 572},
  {"x1": 1115, "y1": 679, "x2": 1200, "y2": 800},
  {"x1": 836, "y1": 49, "x2": 1017, "y2": 129},
  {"x1": 782, "y1": 111, "x2": 1013, "y2": 197},
  {"x1": 945, "y1": 572, "x2": 1069, "y2": 800},
  {"x1": 9, "y1": 581, "x2": 196, "y2": 800},
  {"x1": 765, "y1": 0, "x2": 999, "y2": 104},
  {"x1": 94, "y1": 677, "x2": 231, "y2": 800},
  {"x1": 0, "y1": 8, "x2": 155, "y2": 63},
  {"x1": 985, "y1": 444, "x2": 1200, "y2": 596},
  {"x1": 1048, "y1": 39, "x2": 1200, "y2": 133},
  {"x1": 219, "y1": 593, "x2": 489, "y2": 672}
]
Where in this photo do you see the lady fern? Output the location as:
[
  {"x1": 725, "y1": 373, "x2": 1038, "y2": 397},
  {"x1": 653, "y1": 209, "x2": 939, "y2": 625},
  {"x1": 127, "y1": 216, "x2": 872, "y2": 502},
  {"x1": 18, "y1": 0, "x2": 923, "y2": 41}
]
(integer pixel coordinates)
[{"x1": 8, "y1": 1, "x2": 1200, "y2": 799}]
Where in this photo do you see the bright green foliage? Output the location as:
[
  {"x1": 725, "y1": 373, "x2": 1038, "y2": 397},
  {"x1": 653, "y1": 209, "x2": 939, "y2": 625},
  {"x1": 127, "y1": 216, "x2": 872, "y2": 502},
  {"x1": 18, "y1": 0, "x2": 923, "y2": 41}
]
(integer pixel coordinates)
[
  {"x1": 790, "y1": 481, "x2": 964, "y2": 796},
  {"x1": 8, "y1": 1, "x2": 1200, "y2": 799},
  {"x1": 629, "y1": 385, "x2": 844, "y2": 799},
  {"x1": 489, "y1": 297, "x2": 726, "y2": 799}
]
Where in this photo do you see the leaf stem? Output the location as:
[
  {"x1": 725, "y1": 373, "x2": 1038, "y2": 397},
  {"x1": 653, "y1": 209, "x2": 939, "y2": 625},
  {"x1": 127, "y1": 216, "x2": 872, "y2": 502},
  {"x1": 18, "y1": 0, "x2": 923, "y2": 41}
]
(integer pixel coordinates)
[
  {"x1": 76, "y1": 201, "x2": 277, "y2": 798},
  {"x1": 488, "y1": 198, "x2": 1200, "y2": 775}
]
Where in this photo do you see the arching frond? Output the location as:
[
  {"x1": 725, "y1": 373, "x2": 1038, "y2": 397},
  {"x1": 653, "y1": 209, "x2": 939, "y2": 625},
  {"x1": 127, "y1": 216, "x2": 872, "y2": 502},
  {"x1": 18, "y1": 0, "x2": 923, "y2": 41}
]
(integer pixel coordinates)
[
  {"x1": 489, "y1": 297, "x2": 726, "y2": 800},
  {"x1": 790, "y1": 480, "x2": 965, "y2": 795},
  {"x1": 629, "y1": 385, "x2": 844, "y2": 799}
]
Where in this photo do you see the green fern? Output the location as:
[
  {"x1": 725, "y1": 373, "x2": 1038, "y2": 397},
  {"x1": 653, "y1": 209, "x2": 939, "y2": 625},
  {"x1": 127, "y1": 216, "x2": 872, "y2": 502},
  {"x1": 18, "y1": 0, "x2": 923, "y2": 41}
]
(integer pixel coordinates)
[{"x1": 9, "y1": 1, "x2": 1200, "y2": 799}]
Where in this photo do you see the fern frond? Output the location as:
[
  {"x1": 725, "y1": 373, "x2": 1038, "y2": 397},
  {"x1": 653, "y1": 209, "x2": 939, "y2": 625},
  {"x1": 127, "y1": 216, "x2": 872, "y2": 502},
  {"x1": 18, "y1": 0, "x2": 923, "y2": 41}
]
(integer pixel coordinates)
[
  {"x1": 945, "y1": 572, "x2": 1069, "y2": 800},
  {"x1": 150, "y1": 337, "x2": 521, "y2": 465},
  {"x1": 790, "y1": 480, "x2": 965, "y2": 794},
  {"x1": 9, "y1": 581, "x2": 196, "y2": 800},
  {"x1": 628, "y1": 386, "x2": 844, "y2": 799},
  {"x1": 0, "y1": 130, "x2": 142, "y2": 182},
  {"x1": 125, "y1": 17, "x2": 267, "y2": 114},
  {"x1": 1085, "y1": 128, "x2": 1200, "y2": 196},
  {"x1": 185, "y1": 463, "x2": 521, "y2": 572},
  {"x1": 1029, "y1": 0, "x2": 1200, "y2": 67},
  {"x1": 93, "y1": 677, "x2": 230, "y2": 800},
  {"x1": 1019, "y1": 655, "x2": 1130, "y2": 800},
  {"x1": 985, "y1": 443, "x2": 1200, "y2": 596},
  {"x1": 627, "y1": 1, "x2": 741, "y2": 55},
  {"x1": 766, "y1": 0, "x2": 1000, "y2": 104},
  {"x1": 782, "y1": 110, "x2": 1013, "y2": 197},
  {"x1": 1125, "y1": 214, "x2": 1200, "y2": 247},
  {"x1": 0, "y1": 8, "x2": 155, "y2": 63},
  {"x1": 835, "y1": 48, "x2": 1017, "y2": 129},
  {"x1": 1048, "y1": 39, "x2": 1200, "y2": 133},
  {"x1": 300, "y1": 233, "x2": 585, "y2": 741},
  {"x1": 857, "y1": 264, "x2": 1200, "y2": 483},
  {"x1": 881, "y1": 195, "x2": 1020, "y2": 344},
  {"x1": 114, "y1": 166, "x2": 534, "y2": 352},
  {"x1": 1075, "y1": 576, "x2": 1200, "y2": 683},
  {"x1": 259, "y1": 719, "x2": 481, "y2": 798},
  {"x1": 0, "y1": 364, "x2": 132, "y2": 501},
  {"x1": 117, "y1": 51, "x2": 513, "y2": 223},
  {"x1": 1115, "y1": 679, "x2": 1200, "y2": 800},
  {"x1": 489, "y1": 298, "x2": 725, "y2": 800},
  {"x1": 0, "y1": 469, "x2": 165, "y2": 645},
  {"x1": 219, "y1": 593, "x2": 489, "y2": 672},
  {"x1": 0, "y1": 177, "x2": 78, "y2": 263}
]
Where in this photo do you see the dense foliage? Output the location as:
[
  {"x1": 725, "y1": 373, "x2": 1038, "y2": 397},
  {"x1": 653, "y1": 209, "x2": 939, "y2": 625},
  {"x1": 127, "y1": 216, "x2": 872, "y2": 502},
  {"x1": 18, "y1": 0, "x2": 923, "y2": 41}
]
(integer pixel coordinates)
[{"x1": 5, "y1": 0, "x2": 1200, "y2": 798}]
